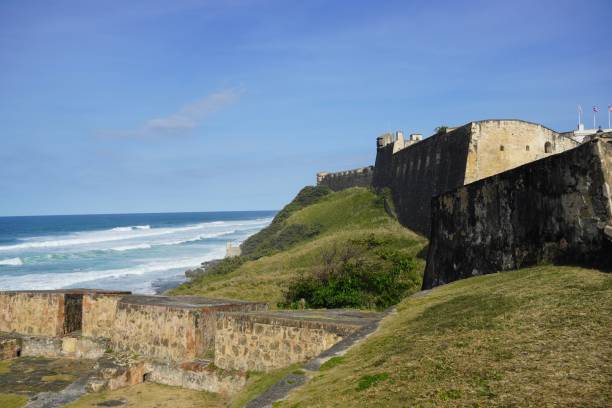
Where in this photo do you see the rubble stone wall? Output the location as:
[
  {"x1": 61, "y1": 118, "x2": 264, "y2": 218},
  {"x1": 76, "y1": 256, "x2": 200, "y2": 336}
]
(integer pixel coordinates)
[
  {"x1": 0, "y1": 292, "x2": 65, "y2": 336},
  {"x1": 214, "y1": 314, "x2": 350, "y2": 372}
]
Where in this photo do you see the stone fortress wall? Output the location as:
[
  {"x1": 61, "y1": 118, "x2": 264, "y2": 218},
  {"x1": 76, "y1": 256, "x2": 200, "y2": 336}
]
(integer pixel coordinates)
[
  {"x1": 0, "y1": 290, "x2": 379, "y2": 395},
  {"x1": 317, "y1": 119, "x2": 610, "y2": 286},
  {"x1": 372, "y1": 120, "x2": 579, "y2": 235},
  {"x1": 316, "y1": 166, "x2": 374, "y2": 191},
  {"x1": 424, "y1": 134, "x2": 612, "y2": 288}
]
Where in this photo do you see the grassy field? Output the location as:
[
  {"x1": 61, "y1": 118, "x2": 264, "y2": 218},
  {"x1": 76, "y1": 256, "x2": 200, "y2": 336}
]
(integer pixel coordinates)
[
  {"x1": 276, "y1": 265, "x2": 611, "y2": 407},
  {"x1": 170, "y1": 187, "x2": 427, "y2": 306}
]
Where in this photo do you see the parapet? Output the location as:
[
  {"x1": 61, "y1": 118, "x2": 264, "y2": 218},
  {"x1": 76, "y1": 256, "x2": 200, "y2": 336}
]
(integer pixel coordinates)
[
  {"x1": 316, "y1": 166, "x2": 374, "y2": 191},
  {"x1": 214, "y1": 309, "x2": 382, "y2": 372},
  {"x1": 111, "y1": 295, "x2": 266, "y2": 362},
  {"x1": 0, "y1": 289, "x2": 130, "y2": 338}
]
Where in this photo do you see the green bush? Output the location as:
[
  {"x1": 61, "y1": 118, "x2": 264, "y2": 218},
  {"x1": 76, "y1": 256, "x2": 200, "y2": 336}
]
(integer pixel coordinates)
[
  {"x1": 206, "y1": 256, "x2": 247, "y2": 275},
  {"x1": 281, "y1": 235, "x2": 420, "y2": 310}
]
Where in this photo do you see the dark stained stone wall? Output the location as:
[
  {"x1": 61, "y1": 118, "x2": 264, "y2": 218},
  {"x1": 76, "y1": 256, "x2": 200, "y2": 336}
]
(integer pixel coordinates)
[
  {"x1": 423, "y1": 136, "x2": 612, "y2": 289},
  {"x1": 373, "y1": 125, "x2": 472, "y2": 235},
  {"x1": 317, "y1": 166, "x2": 374, "y2": 191}
]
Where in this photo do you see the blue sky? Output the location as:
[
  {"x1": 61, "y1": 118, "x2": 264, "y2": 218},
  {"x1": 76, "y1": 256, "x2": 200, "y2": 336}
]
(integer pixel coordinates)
[{"x1": 1, "y1": 0, "x2": 611, "y2": 216}]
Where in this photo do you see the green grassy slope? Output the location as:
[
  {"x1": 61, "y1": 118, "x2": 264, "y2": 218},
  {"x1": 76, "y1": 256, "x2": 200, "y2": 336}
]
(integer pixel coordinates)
[
  {"x1": 277, "y1": 265, "x2": 612, "y2": 407},
  {"x1": 170, "y1": 187, "x2": 427, "y2": 306}
]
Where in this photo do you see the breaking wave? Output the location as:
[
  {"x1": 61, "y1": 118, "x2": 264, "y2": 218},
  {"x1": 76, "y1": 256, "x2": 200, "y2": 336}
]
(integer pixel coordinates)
[
  {"x1": 0, "y1": 219, "x2": 270, "y2": 252},
  {"x1": 0, "y1": 257, "x2": 23, "y2": 266}
]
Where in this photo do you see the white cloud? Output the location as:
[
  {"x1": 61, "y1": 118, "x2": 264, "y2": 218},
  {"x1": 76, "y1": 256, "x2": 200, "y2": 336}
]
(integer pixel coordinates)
[{"x1": 100, "y1": 88, "x2": 242, "y2": 138}]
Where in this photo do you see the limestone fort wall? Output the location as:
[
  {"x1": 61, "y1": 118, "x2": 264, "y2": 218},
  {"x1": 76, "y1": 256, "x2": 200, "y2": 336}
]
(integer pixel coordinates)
[
  {"x1": 316, "y1": 166, "x2": 374, "y2": 191},
  {"x1": 464, "y1": 120, "x2": 578, "y2": 183},
  {"x1": 423, "y1": 135, "x2": 612, "y2": 288},
  {"x1": 110, "y1": 296, "x2": 266, "y2": 362},
  {"x1": 373, "y1": 124, "x2": 472, "y2": 235},
  {"x1": 372, "y1": 120, "x2": 579, "y2": 235},
  {"x1": 82, "y1": 292, "x2": 126, "y2": 339},
  {"x1": 0, "y1": 289, "x2": 128, "y2": 337},
  {"x1": 214, "y1": 313, "x2": 357, "y2": 372},
  {"x1": 0, "y1": 291, "x2": 66, "y2": 337}
]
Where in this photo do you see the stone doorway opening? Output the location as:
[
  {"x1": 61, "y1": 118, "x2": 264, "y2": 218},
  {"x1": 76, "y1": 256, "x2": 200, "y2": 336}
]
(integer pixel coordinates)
[{"x1": 63, "y1": 294, "x2": 83, "y2": 334}]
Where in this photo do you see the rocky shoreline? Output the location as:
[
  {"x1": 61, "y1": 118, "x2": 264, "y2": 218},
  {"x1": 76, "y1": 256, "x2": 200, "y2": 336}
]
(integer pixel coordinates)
[{"x1": 153, "y1": 259, "x2": 223, "y2": 294}]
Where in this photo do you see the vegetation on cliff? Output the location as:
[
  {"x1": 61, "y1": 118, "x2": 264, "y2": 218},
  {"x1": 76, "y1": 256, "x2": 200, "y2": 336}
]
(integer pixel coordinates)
[
  {"x1": 276, "y1": 265, "x2": 611, "y2": 407},
  {"x1": 170, "y1": 187, "x2": 427, "y2": 308}
]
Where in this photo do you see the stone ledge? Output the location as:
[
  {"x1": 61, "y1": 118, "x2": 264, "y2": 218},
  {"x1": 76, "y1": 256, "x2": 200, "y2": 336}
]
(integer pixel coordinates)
[
  {"x1": 118, "y1": 295, "x2": 266, "y2": 311},
  {"x1": 218, "y1": 309, "x2": 382, "y2": 336}
]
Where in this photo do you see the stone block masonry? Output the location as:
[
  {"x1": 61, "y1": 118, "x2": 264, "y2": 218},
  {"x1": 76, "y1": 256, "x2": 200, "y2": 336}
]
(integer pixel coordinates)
[
  {"x1": 0, "y1": 289, "x2": 128, "y2": 337},
  {"x1": 316, "y1": 166, "x2": 374, "y2": 191},
  {"x1": 82, "y1": 292, "x2": 128, "y2": 339},
  {"x1": 424, "y1": 135, "x2": 612, "y2": 289},
  {"x1": 214, "y1": 310, "x2": 381, "y2": 372},
  {"x1": 111, "y1": 295, "x2": 266, "y2": 363},
  {"x1": 372, "y1": 120, "x2": 578, "y2": 235}
]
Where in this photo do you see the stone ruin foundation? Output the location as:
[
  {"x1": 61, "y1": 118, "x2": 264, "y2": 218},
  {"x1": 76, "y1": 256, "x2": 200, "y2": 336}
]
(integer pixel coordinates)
[{"x1": 0, "y1": 289, "x2": 381, "y2": 401}]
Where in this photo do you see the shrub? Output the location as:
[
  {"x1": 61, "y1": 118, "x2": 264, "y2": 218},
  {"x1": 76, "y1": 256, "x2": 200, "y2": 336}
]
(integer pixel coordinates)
[{"x1": 281, "y1": 235, "x2": 419, "y2": 310}]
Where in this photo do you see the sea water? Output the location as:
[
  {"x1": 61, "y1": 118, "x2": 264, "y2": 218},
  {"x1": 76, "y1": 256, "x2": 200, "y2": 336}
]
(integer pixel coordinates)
[{"x1": 0, "y1": 211, "x2": 274, "y2": 294}]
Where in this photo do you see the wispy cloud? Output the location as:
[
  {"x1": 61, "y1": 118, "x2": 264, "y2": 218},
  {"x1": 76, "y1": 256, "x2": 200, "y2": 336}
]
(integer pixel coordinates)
[{"x1": 100, "y1": 88, "x2": 242, "y2": 138}]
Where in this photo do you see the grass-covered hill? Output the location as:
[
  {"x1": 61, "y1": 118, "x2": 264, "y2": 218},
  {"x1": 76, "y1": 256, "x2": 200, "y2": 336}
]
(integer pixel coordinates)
[
  {"x1": 278, "y1": 265, "x2": 611, "y2": 407},
  {"x1": 170, "y1": 187, "x2": 427, "y2": 308}
]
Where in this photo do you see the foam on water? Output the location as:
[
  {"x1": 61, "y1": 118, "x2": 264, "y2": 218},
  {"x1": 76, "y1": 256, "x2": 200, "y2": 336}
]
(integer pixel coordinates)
[
  {"x1": 0, "y1": 257, "x2": 23, "y2": 266},
  {"x1": 0, "y1": 219, "x2": 269, "y2": 252},
  {"x1": 0, "y1": 213, "x2": 273, "y2": 293}
]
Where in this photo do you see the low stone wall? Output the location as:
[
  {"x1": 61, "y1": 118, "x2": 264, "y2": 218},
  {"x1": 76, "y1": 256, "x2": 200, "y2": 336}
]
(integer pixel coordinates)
[
  {"x1": 145, "y1": 361, "x2": 246, "y2": 396},
  {"x1": 214, "y1": 313, "x2": 360, "y2": 372},
  {"x1": 111, "y1": 296, "x2": 266, "y2": 363},
  {"x1": 424, "y1": 136, "x2": 612, "y2": 288},
  {"x1": 0, "y1": 290, "x2": 130, "y2": 338},
  {"x1": 0, "y1": 291, "x2": 66, "y2": 336},
  {"x1": 82, "y1": 293, "x2": 128, "y2": 339},
  {"x1": 0, "y1": 336, "x2": 20, "y2": 359},
  {"x1": 317, "y1": 166, "x2": 374, "y2": 191}
]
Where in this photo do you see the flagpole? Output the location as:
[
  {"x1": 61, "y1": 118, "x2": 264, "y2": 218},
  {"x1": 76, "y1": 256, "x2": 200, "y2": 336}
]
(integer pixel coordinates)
[{"x1": 608, "y1": 106, "x2": 610, "y2": 129}]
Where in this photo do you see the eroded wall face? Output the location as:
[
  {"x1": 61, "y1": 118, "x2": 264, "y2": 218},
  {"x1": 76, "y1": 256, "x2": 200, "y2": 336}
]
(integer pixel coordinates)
[
  {"x1": 0, "y1": 293, "x2": 64, "y2": 336},
  {"x1": 214, "y1": 315, "x2": 342, "y2": 372},
  {"x1": 465, "y1": 120, "x2": 578, "y2": 184},
  {"x1": 317, "y1": 167, "x2": 374, "y2": 191},
  {"x1": 424, "y1": 138, "x2": 612, "y2": 289},
  {"x1": 82, "y1": 294, "x2": 122, "y2": 339},
  {"x1": 373, "y1": 126, "x2": 472, "y2": 235},
  {"x1": 111, "y1": 303, "x2": 207, "y2": 362}
]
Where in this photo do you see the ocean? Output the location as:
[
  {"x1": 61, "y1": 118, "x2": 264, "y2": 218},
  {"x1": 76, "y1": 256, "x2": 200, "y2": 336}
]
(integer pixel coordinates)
[{"x1": 0, "y1": 211, "x2": 274, "y2": 294}]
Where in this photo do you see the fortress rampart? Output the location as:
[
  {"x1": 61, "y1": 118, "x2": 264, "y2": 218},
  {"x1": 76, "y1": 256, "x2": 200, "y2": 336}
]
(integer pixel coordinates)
[
  {"x1": 317, "y1": 166, "x2": 374, "y2": 191},
  {"x1": 0, "y1": 290, "x2": 379, "y2": 395},
  {"x1": 372, "y1": 120, "x2": 579, "y2": 235},
  {"x1": 423, "y1": 135, "x2": 612, "y2": 288},
  {"x1": 316, "y1": 119, "x2": 579, "y2": 236}
]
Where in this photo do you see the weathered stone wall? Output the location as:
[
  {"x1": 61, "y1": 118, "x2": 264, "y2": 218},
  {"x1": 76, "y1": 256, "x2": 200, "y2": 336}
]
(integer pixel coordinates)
[
  {"x1": 424, "y1": 136, "x2": 612, "y2": 289},
  {"x1": 317, "y1": 166, "x2": 374, "y2": 191},
  {"x1": 373, "y1": 125, "x2": 472, "y2": 235},
  {"x1": 112, "y1": 302, "x2": 207, "y2": 362},
  {"x1": 214, "y1": 314, "x2": 349, "y2": 372},
  {"x1": 0, "y1": 292, "x2": 65, "y2": 336},
  {"x1": 82, "y1": 293, "x2": 124, "y2": 339},
  {"x1": 111, "y1": 296, "x2": 265, "y2": 362},
  {"x1": 145, "y1": 361, "x2": 247, "y2": 396},
  {"x1": 0, "y1": 336, "x2": 20, "y2": 359},
  {"x1": 373, "y1": 120, "x2": 579, "y2": 236},
  {"x1": 464, "y1": 120, "x2": 578, "y2": 183}
]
